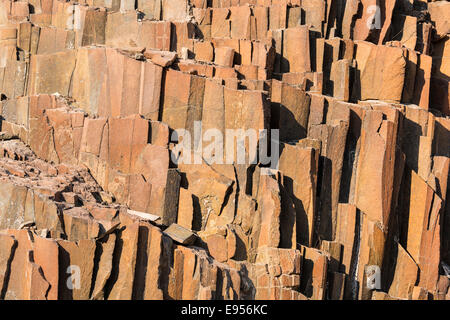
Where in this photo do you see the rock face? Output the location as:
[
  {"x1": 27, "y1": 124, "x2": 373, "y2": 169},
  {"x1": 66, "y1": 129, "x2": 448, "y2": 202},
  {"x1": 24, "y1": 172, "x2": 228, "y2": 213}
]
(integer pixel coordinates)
[{"x1": 0, "y1": 0, "x2": 449, "y2": 301}]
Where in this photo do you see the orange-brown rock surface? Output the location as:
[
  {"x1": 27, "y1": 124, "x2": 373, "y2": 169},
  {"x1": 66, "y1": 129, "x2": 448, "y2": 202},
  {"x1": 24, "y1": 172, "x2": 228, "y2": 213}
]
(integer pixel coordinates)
[{"x1": 0, "y1": 0, "x2": 448, "y2": 301}]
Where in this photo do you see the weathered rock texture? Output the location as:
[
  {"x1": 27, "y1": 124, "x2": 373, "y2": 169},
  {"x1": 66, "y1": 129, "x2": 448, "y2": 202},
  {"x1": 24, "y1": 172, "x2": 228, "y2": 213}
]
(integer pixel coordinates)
[{"x1": 0, "y1": 0, "x2": 449, "y2": 301}]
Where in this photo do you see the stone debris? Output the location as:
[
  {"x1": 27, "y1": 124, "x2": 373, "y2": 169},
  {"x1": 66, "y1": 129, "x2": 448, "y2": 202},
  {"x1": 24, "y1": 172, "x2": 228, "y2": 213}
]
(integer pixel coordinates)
[
  {"x1": 164, "y1": 223, "x2": 197, "y2": 245},
  {"x1": 127, "y1": 209, "x2": 161, "y2": 222},
  {"x1": 0, "y1": 0, "x2": 448, "y2": 301}
]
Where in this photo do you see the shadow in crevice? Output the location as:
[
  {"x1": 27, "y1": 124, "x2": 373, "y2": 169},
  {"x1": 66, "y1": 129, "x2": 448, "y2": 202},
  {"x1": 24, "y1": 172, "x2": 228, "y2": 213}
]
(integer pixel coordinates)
[
  {"x1": 103, "y1": 229, "x2": 123, "y2": 300},
  {"x1": 350, "y1": 67, "x2": 361, "y2": 103},
  {"x1": 317, "y1": 156, "x2": 333, "y2": 241},
  {"x1": 191, "y1": 194, "x2": 202, "y2": 232},
  {"x1": 344, "y1": 208, "x2": 362, "y2": 300},
  {"x1": 397, "y1": 169, "x2": 412, "y2": 250},
  {"x1": 399, "y1": 117, "x2": 422, "y2": 172},
  {"x1": 0, "y1": 240, "x2": 17, "y2": 299},
  {"x1": 433, "y1": 118, "x2": 450, "y2": 158},
  {"x1": 132, "y1": 226, "x2": 149, "y2": 300},
  {"x1": 58, "y1": 244, "x2": 74, "y2": 300},
  {"x1": 339, "y1": 129, "x2": 358, "y2": 204}
]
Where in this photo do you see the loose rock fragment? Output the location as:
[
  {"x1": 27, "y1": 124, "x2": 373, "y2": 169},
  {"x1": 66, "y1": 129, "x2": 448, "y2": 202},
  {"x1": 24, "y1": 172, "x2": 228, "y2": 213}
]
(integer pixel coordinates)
[{"x1": 164, "y1": 223, "x2": 197, "y2": 245}]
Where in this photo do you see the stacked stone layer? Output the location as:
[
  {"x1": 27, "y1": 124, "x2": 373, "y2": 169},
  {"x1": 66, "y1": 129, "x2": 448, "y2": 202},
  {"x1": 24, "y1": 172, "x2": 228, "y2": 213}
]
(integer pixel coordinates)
[{"x1": 0, "y1": 0, "x2": 449, "y2": 300}]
